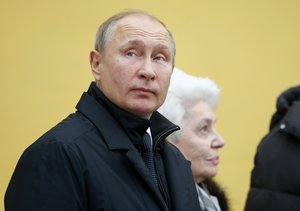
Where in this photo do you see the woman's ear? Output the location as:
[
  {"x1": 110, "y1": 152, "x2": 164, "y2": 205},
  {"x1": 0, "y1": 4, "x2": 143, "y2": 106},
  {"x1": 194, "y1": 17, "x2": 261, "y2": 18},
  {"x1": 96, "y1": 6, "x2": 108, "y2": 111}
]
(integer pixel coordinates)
[{"x1": 89, "y1": 50, "x2": 102, "y2": 80}]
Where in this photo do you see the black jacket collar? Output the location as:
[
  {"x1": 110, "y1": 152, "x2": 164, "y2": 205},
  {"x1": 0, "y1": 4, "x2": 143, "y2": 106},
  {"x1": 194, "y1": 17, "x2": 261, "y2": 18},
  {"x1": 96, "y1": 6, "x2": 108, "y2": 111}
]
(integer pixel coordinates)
[{"x1": 76, "y1": 82, "x2": 179, "y2": 148}]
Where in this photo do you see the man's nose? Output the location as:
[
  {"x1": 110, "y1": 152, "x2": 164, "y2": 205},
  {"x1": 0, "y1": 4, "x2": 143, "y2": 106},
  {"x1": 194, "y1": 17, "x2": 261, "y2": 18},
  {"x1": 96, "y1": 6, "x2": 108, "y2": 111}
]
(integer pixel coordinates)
[{"x1": 138, "y1": 58, "x2": 156, "y2": 80}]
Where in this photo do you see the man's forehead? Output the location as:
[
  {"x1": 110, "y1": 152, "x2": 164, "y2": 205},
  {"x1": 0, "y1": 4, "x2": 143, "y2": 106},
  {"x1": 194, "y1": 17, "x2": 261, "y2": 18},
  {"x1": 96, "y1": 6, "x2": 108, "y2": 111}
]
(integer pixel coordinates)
[
  {"x1": 114, "y1": 21, "x2": 170, "y2": 45},
  {"x1": 116, "y1": 14, "x2": 167, "y2": 33}
]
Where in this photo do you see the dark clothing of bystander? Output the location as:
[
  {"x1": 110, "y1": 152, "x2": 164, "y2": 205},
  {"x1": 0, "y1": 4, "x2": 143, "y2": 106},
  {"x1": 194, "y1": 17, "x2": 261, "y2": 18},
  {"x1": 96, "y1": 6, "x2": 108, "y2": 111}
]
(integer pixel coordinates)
[{"x1": 245, "y1": 86, "x2": 300, "y2": 211}]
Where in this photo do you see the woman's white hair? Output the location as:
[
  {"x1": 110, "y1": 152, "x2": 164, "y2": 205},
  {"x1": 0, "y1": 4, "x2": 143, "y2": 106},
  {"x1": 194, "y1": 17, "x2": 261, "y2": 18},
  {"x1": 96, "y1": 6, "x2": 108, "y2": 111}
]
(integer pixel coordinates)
[{"x1": 158, "y1": 67, "x2": 221, "y2": 142}]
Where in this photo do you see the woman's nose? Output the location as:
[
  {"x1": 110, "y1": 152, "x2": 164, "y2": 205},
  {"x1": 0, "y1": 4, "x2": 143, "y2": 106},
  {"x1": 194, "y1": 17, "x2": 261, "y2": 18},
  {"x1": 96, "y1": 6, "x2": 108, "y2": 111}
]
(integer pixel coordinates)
[{"x1": 212, "y1": 129, "x2": 225, "y2": 148}]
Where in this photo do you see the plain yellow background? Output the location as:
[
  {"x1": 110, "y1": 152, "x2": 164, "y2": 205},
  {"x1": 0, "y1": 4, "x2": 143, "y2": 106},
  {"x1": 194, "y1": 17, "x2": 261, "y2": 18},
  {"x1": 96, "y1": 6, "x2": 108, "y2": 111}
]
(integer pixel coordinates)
[{"x1": 1, "y1": 1, "x2": 300, "y2": 211}]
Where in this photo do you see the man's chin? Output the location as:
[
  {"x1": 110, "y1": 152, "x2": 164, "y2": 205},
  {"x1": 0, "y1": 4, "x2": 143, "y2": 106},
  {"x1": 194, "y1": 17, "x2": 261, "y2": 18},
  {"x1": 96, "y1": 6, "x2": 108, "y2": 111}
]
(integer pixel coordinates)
[{"x1": 130, "y1": 107, "x2": 155, "y2": 119}]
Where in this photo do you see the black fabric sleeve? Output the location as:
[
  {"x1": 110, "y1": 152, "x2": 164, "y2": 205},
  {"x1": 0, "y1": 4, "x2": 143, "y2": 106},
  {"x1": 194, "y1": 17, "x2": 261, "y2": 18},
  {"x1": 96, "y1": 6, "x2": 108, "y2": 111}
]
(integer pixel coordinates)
[{"x1": 5, "y1": 139, "x2": 86, "y2": 211}]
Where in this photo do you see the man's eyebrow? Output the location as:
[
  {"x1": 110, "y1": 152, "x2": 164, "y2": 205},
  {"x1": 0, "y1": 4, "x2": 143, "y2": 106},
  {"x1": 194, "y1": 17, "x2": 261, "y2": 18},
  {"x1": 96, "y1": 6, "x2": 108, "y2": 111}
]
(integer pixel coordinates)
[
  {"x1": 125, "y1": 40, "x2": 170, "y2": 50},
  {"x1": 154, "y1": 43, "x2": 170, "y2": 52},
  {"x1": 126, "y1": 39, "x2": 145, "y2": 47}
]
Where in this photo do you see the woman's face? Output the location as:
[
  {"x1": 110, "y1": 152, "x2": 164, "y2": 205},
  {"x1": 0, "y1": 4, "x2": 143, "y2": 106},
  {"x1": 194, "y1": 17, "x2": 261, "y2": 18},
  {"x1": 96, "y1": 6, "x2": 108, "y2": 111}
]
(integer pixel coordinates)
[{"x1": 174, "y1": 101, "x2": 225, "y2": 183}]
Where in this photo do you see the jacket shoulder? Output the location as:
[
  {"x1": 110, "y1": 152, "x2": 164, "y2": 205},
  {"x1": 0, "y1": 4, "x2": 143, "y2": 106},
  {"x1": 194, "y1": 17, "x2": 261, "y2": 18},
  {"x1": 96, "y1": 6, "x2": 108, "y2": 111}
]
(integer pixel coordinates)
[
  {"x1": 165, "y1": 141, "x2": 186, "y2": 159},
  {"x1": 36, "y1": 112, "x2": 95, "y2": 147}
]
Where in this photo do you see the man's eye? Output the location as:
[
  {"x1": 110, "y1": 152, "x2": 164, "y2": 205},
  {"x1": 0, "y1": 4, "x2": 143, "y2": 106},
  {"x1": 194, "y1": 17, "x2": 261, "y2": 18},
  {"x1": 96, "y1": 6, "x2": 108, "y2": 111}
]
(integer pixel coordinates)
[
  {"x1": 154, "y1": 55, "x2": 166, "y2": 61},
  {"x1": 127, "y1": 51, "x2": 136, "y2": 57}
]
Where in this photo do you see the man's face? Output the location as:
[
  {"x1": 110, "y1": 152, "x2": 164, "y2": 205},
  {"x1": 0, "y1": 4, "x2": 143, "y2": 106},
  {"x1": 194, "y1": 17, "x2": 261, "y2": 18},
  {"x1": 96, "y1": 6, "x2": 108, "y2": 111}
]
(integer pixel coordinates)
[
  {"x1": 174, "y1": 101, "x2": 225, "y2": 183},
  {"x1": 90, "y1": 14, "x2": 174, "y2": 119}
]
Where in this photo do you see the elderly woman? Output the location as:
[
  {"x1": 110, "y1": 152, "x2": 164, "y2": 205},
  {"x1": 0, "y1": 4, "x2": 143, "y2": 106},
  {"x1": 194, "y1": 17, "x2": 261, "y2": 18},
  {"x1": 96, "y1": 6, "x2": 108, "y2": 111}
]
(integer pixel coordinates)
[{"x1": 159, "y1": 68, "x2": 228, "y2": 211}]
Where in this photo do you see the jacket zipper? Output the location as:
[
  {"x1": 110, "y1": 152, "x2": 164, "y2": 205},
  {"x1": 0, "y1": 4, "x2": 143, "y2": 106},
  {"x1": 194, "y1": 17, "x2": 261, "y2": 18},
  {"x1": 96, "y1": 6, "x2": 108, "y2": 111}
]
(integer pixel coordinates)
[
  {"x1": 153, "y1": 126, "x2": 180, "y2": 210},
  {"x1": 153, "y1": 126, "x2": 180, "y2": 152}
]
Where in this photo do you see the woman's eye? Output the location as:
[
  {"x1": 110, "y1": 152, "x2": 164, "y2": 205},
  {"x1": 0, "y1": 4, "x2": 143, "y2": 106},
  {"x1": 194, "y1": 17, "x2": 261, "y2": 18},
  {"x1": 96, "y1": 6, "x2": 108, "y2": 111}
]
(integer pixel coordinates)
[
  {"x1": 197, "y1": 125, "x2": 211, "y2": 137},
  {"x1": 201, "y1": 125, "x2": 209, "y2": 133}
]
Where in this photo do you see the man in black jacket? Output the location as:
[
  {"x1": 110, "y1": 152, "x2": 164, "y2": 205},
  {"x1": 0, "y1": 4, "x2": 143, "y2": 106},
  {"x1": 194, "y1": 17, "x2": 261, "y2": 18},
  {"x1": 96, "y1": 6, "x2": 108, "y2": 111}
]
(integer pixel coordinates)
[
  {"x1": 245, "y1": 85, "x2": 300, "y2": 211},
  {"x1": 5, "y1": 10, "x2": 200, "y2": 211}
]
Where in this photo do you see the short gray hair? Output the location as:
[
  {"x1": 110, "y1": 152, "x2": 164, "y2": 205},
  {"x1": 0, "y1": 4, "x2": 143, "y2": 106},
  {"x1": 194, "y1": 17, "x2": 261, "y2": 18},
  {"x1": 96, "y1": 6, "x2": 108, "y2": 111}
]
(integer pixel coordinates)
[
  {"x1": 158, "y1": 67, "x2": 221, "y2": 141},
  {"x1": 94, "y1": 9, "x2": 176, "y2": 64}
]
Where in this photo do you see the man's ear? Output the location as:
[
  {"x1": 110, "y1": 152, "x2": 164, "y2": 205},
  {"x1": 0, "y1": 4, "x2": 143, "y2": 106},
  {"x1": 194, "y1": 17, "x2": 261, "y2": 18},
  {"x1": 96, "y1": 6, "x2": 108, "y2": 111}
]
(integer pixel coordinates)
[{"x1": 90, "y1": 50, "x2": 102, "y2": 80}]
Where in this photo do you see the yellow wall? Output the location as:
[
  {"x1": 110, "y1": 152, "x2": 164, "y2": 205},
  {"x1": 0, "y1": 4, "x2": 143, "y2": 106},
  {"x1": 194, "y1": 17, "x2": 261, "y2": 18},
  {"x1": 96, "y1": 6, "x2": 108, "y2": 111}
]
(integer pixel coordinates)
[{"x1": 1, "y1": 1, "x2": 300, "y2": 210}]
